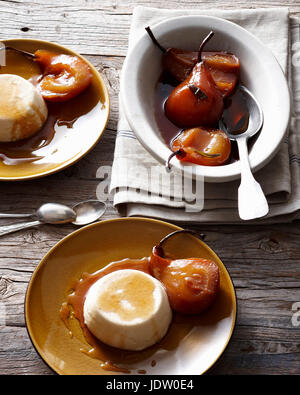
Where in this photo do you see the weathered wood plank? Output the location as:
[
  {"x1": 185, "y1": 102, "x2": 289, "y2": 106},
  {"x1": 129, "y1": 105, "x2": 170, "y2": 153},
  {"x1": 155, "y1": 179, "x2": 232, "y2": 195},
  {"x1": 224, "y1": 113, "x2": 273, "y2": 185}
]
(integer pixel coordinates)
[{"x1": 0, "y1": 1, "x2": 299, "y2": 56}]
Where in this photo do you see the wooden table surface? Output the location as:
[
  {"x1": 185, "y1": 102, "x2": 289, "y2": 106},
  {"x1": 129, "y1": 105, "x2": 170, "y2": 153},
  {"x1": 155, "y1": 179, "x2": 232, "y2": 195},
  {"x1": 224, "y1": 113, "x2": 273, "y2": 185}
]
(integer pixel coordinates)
[{"x1": 0, "y1": 0, "x2": 300, "y2": 375}]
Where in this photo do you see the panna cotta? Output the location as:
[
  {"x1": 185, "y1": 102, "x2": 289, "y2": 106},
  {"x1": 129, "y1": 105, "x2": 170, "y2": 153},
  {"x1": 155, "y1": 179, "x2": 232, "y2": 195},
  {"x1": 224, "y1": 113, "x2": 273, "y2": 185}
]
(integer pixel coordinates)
[
  {"x1": 0, "y1": 74, "x2": 48, "y2": 142},
  {"x1": 83, "y1": 269, "x2": 172, "y2": 351}
]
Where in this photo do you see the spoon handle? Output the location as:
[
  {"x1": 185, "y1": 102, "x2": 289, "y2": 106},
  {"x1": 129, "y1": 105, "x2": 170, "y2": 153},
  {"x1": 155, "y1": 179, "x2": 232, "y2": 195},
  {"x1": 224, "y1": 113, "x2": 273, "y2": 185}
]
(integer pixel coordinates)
[
  {"x1": 0, "y1": 220, "x2": 41, "y2": 237},
  {"x1": 237, "y1": 136, "x2": 269, "y2": 220},
  {"x1": 0, "y1": 213, "x2": 33, "y2": 218}
]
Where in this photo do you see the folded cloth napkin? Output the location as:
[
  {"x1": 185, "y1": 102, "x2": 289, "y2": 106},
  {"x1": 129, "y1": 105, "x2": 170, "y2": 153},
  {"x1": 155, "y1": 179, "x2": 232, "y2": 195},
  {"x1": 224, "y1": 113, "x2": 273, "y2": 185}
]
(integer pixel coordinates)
[{"x1": 110, "y1": 6, "x2": 300, "y2": 223}]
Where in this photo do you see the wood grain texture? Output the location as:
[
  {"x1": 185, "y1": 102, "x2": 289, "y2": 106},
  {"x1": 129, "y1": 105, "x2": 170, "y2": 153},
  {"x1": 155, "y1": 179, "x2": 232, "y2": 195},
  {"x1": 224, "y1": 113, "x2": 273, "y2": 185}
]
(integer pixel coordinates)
[
  {"x1": 0, "y1": 0, "x2": 299, "y2": 376},
  {"x1": 0, "y1": 0, "x2": 299, "y2": 56}
]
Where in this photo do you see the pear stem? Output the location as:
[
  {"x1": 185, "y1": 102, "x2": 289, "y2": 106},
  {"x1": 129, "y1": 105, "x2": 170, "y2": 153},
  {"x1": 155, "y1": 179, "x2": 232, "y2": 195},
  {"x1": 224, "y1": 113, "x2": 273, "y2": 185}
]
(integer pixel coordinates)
[
  {"x1": 0, "y1": 46, "x2": 35, "y2": 59},
  {"x1": 166, "y1": 143, "x2": 220, "y2": 171},
  {"x1": 166, "y1": 149, "x2": 185, "y2": 171},
  {"x1": 198, "y1": 31, "x2": 214, "y2": 62},
  {"x1": 155, "y1": 229, "x2": 206, "y2": 258},
  {"x1": 145, "y1": 26, "x2": 167, "y2": 53}
]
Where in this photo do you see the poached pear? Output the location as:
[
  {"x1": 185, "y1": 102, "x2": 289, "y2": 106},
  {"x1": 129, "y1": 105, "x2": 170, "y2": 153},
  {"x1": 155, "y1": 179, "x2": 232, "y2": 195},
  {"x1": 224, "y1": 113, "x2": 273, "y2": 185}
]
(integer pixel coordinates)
[
  {"x1": 168, "y1": 126, "x2": 231, "y2": 167},
  {"x1": 164, "y1": 31, "x2": 224, "y2": 128},
  {"x1": 150, "y1": 230, "x2": 220, "y2": 315},
  {"x1": 145, "y1": 27, "x2": 240, "y2": 98},
  {"x1": 162, "y1": 48, "x2": 239, "y2": 97}
]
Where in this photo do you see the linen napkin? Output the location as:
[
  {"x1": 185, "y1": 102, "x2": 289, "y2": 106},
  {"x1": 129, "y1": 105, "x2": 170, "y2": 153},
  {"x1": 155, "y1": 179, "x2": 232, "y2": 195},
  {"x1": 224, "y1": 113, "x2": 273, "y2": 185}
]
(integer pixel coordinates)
[{"x1": 110, "y1": 6, "x2": 300, "y2": 223}]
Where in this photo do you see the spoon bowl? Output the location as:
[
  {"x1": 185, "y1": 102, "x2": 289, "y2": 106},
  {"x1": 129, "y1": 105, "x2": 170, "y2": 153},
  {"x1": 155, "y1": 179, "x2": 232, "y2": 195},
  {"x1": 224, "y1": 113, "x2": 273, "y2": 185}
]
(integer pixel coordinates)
[
  {"x1": 219, "y1": 85, "x2": 268, "y2": 221},
  {"x1": 72, "y1": 200, "x2": 106, "y2": 226},
  {"x1": 36, "y1": 203, "x2": 76, "y2": 224},
  {"x1": 220, "y1": 85, "x2": 264, "y2": 141}
]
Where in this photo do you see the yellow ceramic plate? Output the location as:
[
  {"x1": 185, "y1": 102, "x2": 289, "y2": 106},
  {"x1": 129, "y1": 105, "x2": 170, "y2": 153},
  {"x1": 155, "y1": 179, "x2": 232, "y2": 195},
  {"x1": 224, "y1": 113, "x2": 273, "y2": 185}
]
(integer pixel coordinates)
[
  {"x1": 0, "y1": 39, "x2": 110, "y2": 181},
  {"x1": 25, "y1": 217, "x2": 236, "y2": 375}
]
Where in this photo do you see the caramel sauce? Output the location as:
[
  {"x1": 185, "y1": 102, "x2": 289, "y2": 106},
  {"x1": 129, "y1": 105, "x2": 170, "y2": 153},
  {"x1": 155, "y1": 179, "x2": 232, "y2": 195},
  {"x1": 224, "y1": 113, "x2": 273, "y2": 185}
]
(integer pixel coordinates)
[
  {"x1": 154, "y1": 71, "x2": 181, "y2": 147},
  {"x1": 0, "y1": 113, "x2": 56, "y2": 165},
  {"x1": 154, "y1": 72, "x2": 256, "y2": 163},
  {"x1": 222, "y1": 87, "x2": 259, "y2": 155},
  {"x1": 98, "y1": 272, "x2": 155, "y2": 321},
  {"x1": 0, "y1": 48, "x2": 101, "y2": 166},
  {"x1": 59, "y1": 301, "x2": 73, "y2": 338},
  {"x1": 100, "y1": 361, "x2": 131, "y2": 374},
  {"x1": 222, "y1": 87, "x2": 249, "y2": 135},
  {"x1": 56, "y1": 118, "x2": 78, "y2": 128},
  {"x1": 60, "y1": 257, "x2": 233, "y2": 375}
]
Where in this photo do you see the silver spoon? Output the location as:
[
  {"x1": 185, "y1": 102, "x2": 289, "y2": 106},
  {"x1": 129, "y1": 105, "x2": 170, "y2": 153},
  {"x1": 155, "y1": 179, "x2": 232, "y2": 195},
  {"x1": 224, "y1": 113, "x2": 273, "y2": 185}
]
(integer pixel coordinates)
[
  {"x1": 0, "y1": 200, "x2": 106, "y2": 237},
  {"x1": 219, "y1": 85, "x2": 269, "y2": 221}
]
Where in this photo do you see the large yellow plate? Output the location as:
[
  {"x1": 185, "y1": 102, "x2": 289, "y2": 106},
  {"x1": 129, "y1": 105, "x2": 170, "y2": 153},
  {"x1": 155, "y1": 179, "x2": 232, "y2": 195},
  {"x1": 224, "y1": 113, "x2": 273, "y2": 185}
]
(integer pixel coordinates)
[
  {"x1": 0, "y1": 39, "x2": 110, "y2": 180},
  {"x1": 25, "y1": 217, "x2": 236, "y2": 375}
]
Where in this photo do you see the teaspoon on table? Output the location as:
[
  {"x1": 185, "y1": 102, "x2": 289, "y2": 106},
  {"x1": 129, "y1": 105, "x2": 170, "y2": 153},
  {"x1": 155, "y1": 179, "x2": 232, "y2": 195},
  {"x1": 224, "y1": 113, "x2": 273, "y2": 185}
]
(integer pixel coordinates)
[
  {"x1": 0, "y1": 200, "x2": 106, "y2": 237},
  {"x1": 219, "y1": 85, "x2": 269, "y2": 221}
]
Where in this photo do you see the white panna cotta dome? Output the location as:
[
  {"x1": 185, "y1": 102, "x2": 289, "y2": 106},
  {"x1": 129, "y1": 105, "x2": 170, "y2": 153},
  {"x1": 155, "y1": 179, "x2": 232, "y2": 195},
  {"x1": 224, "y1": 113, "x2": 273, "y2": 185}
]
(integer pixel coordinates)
[
  {"x1": 0, "y1": 74, "x2": 48, "y2": 142},
  {"x1": 83, "y1": 269, "x2": 172, "y2": 351}
]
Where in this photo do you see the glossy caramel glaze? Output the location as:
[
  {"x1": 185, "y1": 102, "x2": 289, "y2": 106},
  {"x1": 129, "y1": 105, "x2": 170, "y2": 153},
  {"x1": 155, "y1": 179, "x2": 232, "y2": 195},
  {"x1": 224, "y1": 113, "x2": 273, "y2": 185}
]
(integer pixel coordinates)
[
  {"x1": 34, "y1": 50, "x2": 93, "y2": 102},
  {"x1": 222, "y1": 87, "x2": 249, "y2": 135},
  {"x1": 97, "y1": 271, "x2": 155, "y2": 321},
  {"x1": 164, "y1": 61, "x2": 224, "y2": 128},
  {"x1": 150, "y1": 247, "x2": 220, "y2": 315},
  {"x1": 163, "y1": 50, "x2": 239, "y2": 97},
  {"x1": 171, "y1": 126, "x2": 231, "y2": 166}
]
